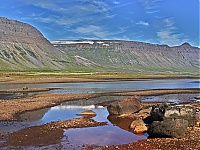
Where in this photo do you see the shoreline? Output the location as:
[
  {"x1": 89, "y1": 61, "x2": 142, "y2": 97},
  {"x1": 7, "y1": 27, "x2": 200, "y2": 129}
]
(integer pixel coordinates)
[
  {"x1": 0, "y1": 88, "x2": 199, "y2": 149},
  {"x1": 0, "y1": 72, "x2": 199, "y2": 84},
  {"x1": 0, "y1": 77, "x2": 199, "y2": 149},
  {"x1": 0, "y1": 88, "x2": 199, "y2": 121}
]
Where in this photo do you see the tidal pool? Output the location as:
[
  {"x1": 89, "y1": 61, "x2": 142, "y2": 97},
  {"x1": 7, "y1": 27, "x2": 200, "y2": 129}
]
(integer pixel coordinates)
[
  {"x1": 0, "y1": 96, "x2": 148, "y2": 149},
  {"x1": 27, "y1": 96, "x2": 148, "y2": 148}
]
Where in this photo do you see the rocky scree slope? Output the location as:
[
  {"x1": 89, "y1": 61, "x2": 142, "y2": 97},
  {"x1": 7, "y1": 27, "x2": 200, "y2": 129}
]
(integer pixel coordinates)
[
  {"x1": 52, "y1": 40, "x2": 199, "y2": 74},
  {"x1": 0, "y1": 17, "x2": 80, "y2": 71}
]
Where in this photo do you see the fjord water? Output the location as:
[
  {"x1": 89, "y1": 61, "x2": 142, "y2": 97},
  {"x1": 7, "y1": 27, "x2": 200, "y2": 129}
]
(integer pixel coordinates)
[{"x1": 0, "y1": 79, "x2": 199, "y2": 94}]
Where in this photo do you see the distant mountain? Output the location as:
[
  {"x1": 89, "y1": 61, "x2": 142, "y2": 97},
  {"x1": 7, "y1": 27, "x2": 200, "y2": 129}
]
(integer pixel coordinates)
[
  {"x1": 0, "y1": 17, "x2": 199, "y2": 74},
  {"x1": 0, "y1": 17, "x2": 78, "y2": 71},
  {"x1": 52, "y1": 40, "x2": 199, "y2": 74}
]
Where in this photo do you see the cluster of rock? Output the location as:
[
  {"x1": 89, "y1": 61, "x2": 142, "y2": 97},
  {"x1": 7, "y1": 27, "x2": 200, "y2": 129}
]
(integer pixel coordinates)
[
  {"x1": 107, "y1": 96, "x2": 148, "y2": 134},
  {"x1": 107, "y1": 96, "x2": 198, "y2": 138},
  {"x1": 148, "y1": 103, "x2": 197, "y2": 138}
]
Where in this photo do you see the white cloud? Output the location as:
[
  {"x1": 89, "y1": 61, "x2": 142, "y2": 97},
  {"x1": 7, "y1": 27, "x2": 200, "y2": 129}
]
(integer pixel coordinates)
[
  {"x1": 139, "y1": 0, "x2": 162, "y2": 14},
  {"x1": 75, "y1": 25, "x2": 127, "y2": 39},
  {"x1": 157, "y1": 30, "x2": 182, "y2": 46},
  {"x1": 157, "y1": 18, "x2": 185, "y2": 46},
  {"x1": 76, "y1": 25, "x2": 109, "y2": 38},
  {"x1": 113, "y1": 1, "x2": 120, "y2": 5},
  {"x1": 136, "y1": 21, "x2": 149, "y2": 26},
  {"x1": 21, "y1": 0, "x2": 111, "y2": 27}
]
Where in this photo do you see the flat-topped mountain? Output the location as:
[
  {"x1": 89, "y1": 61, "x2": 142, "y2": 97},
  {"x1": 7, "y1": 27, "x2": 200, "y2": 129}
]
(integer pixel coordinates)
[
  {"x1": 52, "y1": 40, "x2": 199, "y2": 74},
  {"x1": 0, "y1": 17, "x2": 199, "y2": 74}
]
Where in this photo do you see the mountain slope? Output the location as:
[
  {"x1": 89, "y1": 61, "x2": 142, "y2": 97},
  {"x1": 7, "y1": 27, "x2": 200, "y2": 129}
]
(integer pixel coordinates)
[
  {"x1": 0, "y1": 17, "x2": 77, "y2": 71},
  {"x1": 52, "y1": 40, "x2": 199, "y2": 74},
  {"x1": 0, "y1": 17, "x2": 199, "y2": 74}
]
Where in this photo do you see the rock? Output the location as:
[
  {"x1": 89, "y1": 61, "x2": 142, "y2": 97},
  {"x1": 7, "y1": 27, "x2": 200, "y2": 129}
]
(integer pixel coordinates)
[
  {"x1": 130, "y1": 119, "x2": 147, "y2": 134},
  {"x1": 133, "y1": 109, "x2": 151, "y2": 120},
  {"x1": 151, "y1": 103, "x2": 196, "y2": 126},
  {"x1": 196, "y1": 114, "x2": 200, "y2": 125},
  {"x1": 107, "y1": 96, "x2": 142, "y2": 115},
  {"x1": 76, "y1": 110, "x2": 96, "y2": 118},
  {"x1": 194, "y1": 96, "x2": 200, "y2": 99},
  {"x1": 150, "y1": 103, "x2": 169, "y2": 121},
  {"x1": 147, "y1": 119, "x2": 189, "y2": 138}
]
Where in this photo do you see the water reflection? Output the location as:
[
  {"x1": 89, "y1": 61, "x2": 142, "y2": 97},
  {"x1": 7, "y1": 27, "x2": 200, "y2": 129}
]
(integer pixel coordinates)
[
  {"x1": 20, "y1": 108, "x2": 49, "y2": 122},
  {"x1": 107, "y1": 115, "x2": 135, "y2": 131},
  {"x1": 63, "y1": 126, "x2": 147, "y2": 148},
  {"x1": 41, "y1": 96, "x2": 125, "y2": 123}
]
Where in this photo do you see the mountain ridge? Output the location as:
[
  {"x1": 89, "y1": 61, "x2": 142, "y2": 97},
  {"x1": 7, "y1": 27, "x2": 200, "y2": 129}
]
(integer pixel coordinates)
[
  {"x1": 51, "y1": 40, "x2": 197, "y2": 48},
  {"x1": 52, "y1": 40, "x2": 199, "y2": 74},
  {"x1": 0, "y1": 17, "x2": 199, "y2": 74}
]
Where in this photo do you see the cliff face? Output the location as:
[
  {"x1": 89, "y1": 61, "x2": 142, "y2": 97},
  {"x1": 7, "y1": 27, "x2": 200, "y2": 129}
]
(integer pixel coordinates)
[
  {"x1": 52, "y1": 40, "x2": 199, "y2": 74},
  {"x1": 0, "y1": 17, "x2": 74, "y2": 70}
]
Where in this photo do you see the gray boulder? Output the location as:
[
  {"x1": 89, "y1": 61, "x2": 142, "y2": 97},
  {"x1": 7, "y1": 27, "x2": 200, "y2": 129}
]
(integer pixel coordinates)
[
  {"x1": 147, "y1": 119, "x2": 189, "y2": 138},
  {"x1": 151, "y1": 103, "x2": 196, "y2": 126},
  {"x1": 107, "y1": 96, "x2": 142, "y2": 115}
]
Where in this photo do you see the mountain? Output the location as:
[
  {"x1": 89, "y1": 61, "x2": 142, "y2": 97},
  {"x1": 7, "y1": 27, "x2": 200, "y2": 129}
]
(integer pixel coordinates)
[
  {"x1": 0, "y1": 17, "x2": 199, "y2": 74},
  {"x1": 52, "y1": 40, "x2": 199, "y2": 74},
  {"x1": 0, "y1": 17, "x2": 77, "y2": 71}
]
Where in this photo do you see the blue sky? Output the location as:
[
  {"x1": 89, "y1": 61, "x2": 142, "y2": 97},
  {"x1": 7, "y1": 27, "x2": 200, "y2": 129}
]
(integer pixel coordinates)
[{"x1": 0, "y1": 0, "x2": 199, "y2": 46}]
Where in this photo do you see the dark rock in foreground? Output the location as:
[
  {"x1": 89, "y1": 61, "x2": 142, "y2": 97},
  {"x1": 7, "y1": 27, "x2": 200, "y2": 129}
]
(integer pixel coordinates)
[
  {"x1": 151, "y1": 103, "x2": 196, "y2": 126},
  {"x1": 107, "y1": 96, "x2": 142, "y2": 115},
  {"x1": 147, "y1": 119, "x2": 189, "y2": 138}
]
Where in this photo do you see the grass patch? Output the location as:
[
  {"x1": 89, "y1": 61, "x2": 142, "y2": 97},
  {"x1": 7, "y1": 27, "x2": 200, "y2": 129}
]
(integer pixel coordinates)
[
  {"x1": 2, "y1": 50, "x2": 10, "y2": 58},
  {"x1": 0, "y1": 71, "x2": 199, "y2": 81}
]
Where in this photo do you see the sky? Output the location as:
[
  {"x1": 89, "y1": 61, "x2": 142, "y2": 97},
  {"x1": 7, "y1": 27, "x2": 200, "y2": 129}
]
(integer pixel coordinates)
[{"x1": 0, "y1": 0, "x2": 199, "y2": 47}]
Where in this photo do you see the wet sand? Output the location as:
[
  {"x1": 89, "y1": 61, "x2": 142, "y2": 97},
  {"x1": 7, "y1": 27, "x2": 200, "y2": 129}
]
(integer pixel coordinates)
[
  {"x1": 2, "y1": 118, "x2": 107, "y2": 148},
  {"x1": 0, "y1": 93, "x2": 102, "y2": 121}
]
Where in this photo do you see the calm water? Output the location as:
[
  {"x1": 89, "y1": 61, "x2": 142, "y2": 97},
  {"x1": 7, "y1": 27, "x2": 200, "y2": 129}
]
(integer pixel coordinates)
[
  {"x1": 0, "y1": 79, "x2": 199, "y2": 149},
  {"x1": 0, "y1": 79, "x2": 199, "y2": 94}
]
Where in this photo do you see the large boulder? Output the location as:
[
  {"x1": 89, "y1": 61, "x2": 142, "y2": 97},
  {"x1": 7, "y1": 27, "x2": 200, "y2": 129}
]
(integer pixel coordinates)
[
  {"x1": 107, "y1": 96, "x2": 142, "y2": 115},
  {"x1": 151, "y1": 103, "x2": 196, "y2": 126},
  {"x1": 147, "y1": 119, "x2": 189, "y2": 138}
]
